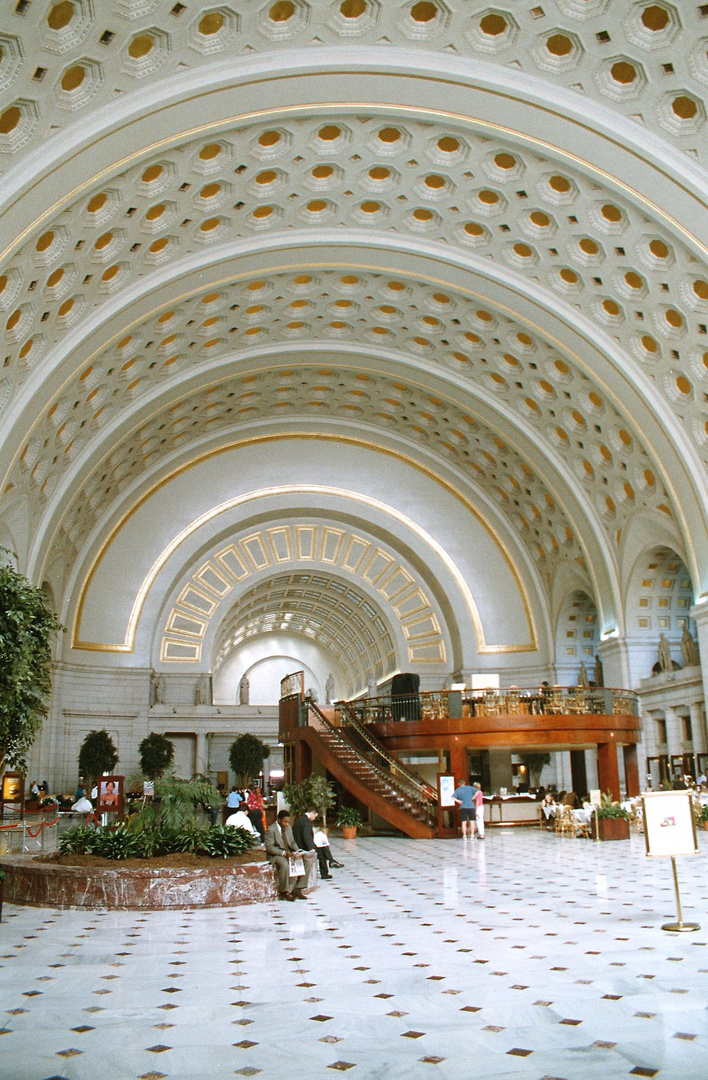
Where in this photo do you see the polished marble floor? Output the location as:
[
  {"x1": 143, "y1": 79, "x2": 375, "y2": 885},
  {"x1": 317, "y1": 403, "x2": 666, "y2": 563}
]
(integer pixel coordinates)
[{"x1": 2, "y1": 828, "x2": 708, "y2": 1080}]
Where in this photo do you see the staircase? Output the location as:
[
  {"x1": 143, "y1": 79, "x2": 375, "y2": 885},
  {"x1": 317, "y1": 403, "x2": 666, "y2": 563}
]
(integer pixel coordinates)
[{"x1": 303, "y1": 703, "x2": 436, "y2": 839}]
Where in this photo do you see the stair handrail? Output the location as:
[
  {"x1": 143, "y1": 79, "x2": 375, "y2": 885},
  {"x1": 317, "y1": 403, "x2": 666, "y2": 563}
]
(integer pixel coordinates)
[
  {"x1": 316, "y1": 701, "x2": 437, "y2": 814},
  {"x1": 305, "y1": 702, "x2": 437, "y2": 824}
]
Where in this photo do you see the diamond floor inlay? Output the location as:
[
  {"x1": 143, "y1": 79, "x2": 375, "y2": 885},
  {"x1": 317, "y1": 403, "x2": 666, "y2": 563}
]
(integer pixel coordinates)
[{"x1": 2, "y1": 830, "x2": 708, "y2": 1079}]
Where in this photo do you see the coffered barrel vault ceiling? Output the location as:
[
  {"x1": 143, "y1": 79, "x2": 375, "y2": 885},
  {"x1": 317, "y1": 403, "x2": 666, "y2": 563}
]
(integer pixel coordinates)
[{"x1": 1, "y1": 0, "x2": 707, "y2": 683}]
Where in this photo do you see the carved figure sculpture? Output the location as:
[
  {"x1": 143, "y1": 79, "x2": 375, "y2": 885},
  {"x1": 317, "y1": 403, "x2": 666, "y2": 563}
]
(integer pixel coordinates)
[
  {"x1": 150, "y1": 671, "x2": 165, "y2": 706},
  {"x1": 658, "y1": 633, "x2": 673, "y2": 673},
  {"x1": 681, "y1": 626, "x2": 700, "y2": 667},
  {"x1": 238, "y1": 674, "x2": 250, "y2": 705},
  {"x1": 195, "y1": 674, "x2": 211, "y2": 705},
  {"x1": 325, "y1": 672, "x2": 335, "y2": 704},
  {"x1": 593, "y1": 655, "x2": 604, "y2": 688}
]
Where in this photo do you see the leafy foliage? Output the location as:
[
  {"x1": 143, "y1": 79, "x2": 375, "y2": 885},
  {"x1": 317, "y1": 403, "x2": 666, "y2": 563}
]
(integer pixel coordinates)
[
  {"x1": 520, "y1": 752, "x2": 551, "y2": 786},
  {"x1": 596, "y1": 791, "x2": 630, "y2": 819},
  {"x1": 0, "y1": 553, "x2": 63, "y2": 775},
  {"x1": 78, "y1": 729, "x2": 119, "y2": 785},
  {"x1": 336, "y1": 805, "x2": 363, "y2": 828},
  {"x1": 92, "y1": 826, "x2": 143, "y2": 860},
  {"x1": 199, "y1": 824, "x2": 257, "y2": 858},
  {"x1": 59, "y1": 825, "x2": 99, "y2": 855},
  {"x1": 229, "y1": 733, "x2": 270, "y2": 788},
  {"x1": 128, "y1": 774, "x2": 221, "y2": 833},
  {"x1": 138, "y1": 732, "x2": 174, "y2": 780},
  {"x1": 283, "y1": 776, "x2": 336, "y2": 820},
  {"x1": 58, "y1": 820, "x2": 258, "y2": 860}
]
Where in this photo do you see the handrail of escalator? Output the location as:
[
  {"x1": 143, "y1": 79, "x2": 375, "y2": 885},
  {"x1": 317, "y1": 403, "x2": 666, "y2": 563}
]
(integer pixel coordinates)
[{"x1": 305, "y1": 701, "x2": 437, "y2": 817}]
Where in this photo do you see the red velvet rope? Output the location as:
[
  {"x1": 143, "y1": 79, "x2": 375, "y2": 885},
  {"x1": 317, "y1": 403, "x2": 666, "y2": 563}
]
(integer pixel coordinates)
[{"x1": 0, "y1": 813, "x2": 60, "y2": 833}]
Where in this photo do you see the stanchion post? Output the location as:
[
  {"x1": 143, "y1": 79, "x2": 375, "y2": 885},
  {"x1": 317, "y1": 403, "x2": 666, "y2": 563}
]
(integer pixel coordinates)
[{"x1": 661, "y1": 855, "x2": 700, "y2": 933}]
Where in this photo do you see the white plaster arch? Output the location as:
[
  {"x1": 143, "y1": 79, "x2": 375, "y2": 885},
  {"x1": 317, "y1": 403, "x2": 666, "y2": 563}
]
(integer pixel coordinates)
[{"x1": 67, "y1": 453, "x2": 539, "y2": 666}]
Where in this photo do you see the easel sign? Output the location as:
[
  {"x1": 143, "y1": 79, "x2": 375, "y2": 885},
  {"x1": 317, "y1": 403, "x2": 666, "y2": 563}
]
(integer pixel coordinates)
[
  {"x1": 437, "y1": 774, "x2": 457, "y2": 838},
  {"x1": 643, "y1": 791, "x2": 698, "y2": 858},
  {"x1": 438, "y1": 775, "x2": 456, "y2": 808},
  {"x1": 642, "y1": 790, "x2": 699, "y2": 932}
]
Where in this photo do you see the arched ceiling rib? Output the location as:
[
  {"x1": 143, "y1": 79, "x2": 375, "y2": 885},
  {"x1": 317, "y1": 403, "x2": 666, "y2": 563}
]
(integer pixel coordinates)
[
  {"x1": 1, "y1": 0, "x2": 708, "y2": 647},
  {"x1": 211, "y1": 571, "x2": 400, "y2": 695},
  {"x1": 3, "y1": 1, "x2": 707, "y2": 180}
]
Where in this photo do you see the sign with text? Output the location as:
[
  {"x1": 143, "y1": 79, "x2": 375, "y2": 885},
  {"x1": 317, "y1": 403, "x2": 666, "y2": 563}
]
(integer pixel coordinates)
[
  {"x1": 438, "y1": 774, "x2": 457, "y2": 808},
  {"x1": 643, "y1": 791, "x2": 698, "y2": 858}
]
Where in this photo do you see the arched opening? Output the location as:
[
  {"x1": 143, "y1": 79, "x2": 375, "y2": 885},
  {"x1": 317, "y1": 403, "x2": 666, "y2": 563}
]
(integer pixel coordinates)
[{"x1": 211, "y1": 570, "x2": 399, "y2": 705}]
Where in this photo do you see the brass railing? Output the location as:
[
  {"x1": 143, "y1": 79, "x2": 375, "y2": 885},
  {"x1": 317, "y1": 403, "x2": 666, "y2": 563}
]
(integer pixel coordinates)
[
  {"x1": 345, "y1": 686, "x2": 639, "y2": 722},
  {"x1": 306, "y1": 702, "x2": 437, "y2": 826}
]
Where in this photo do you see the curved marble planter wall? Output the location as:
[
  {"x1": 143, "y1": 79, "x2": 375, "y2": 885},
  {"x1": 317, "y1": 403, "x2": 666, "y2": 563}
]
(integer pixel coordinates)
[{"x1": 0, "y1": 858, "x2": 277, "y2": 910}]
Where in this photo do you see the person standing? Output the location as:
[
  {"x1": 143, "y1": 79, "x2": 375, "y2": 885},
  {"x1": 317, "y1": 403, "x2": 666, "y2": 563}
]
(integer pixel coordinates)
[
  {"x1": 265, "y1": 809, "x2": 310, "y2": 901},
  {"x1": 472, "y1": 781, "x2": 485, "y2": 839},
  {"x1": 452, "y1": 778, "x2": 476, "y2": 838},
  {"x1": 246, "y1": 787, "x2": 266, "y2": 840}
]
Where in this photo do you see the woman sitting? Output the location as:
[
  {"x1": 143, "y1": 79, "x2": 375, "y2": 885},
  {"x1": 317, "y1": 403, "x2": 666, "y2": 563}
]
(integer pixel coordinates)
[{"x1": 539, "y1": 792, "x2": 557, "y2": 827}]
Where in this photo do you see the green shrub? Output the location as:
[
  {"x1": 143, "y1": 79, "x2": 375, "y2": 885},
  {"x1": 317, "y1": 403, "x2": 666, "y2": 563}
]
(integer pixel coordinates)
[
  {"x1": 199, "y1": 824, "x2": 257, "y2": 859},
  {"x1": 171, "y1": 821, "x2": 205, "y2": 854},
  {"x1": 129, "y1": 774, "x2": 220, "y2": 833},
  {"x1": 59, "y1": 825, "x2": 99, "y2": 855},
  {"x1": 91, "y1": 826, "x2": 142, "y2": 860},
  {"x1": 58, "y1": 819, "x2": 257, "y2": 860},
  {"x1": 138, "y1": 732, "x2": 174, "y2": 780},
  {"x1": 596, "y1": 791, "x2": 630, "y2": 820}
]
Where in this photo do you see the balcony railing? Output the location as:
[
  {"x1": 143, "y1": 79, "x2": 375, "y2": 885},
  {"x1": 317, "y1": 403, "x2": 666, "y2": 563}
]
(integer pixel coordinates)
[{"x1": 343, "y1": 685, "x2": 639, "y2": 725}]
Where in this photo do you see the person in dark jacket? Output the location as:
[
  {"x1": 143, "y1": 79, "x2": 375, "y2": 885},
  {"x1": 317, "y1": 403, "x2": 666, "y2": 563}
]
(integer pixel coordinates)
[{"x1": 293, "y1": 809, "x2": 342, "y2": 879}]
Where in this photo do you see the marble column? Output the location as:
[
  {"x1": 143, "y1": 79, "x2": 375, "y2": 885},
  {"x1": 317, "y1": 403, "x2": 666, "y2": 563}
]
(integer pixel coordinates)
[
  {"x1": 195, "y1": 730, "x2": 208, "y2": 776},
  {"x1": 664, "y1": 705, "x2": 682, "y2": 763},
  {"x1": 690, "y1": 701, "x2": 707, "y2": 758},
  {"x1": 690, "y1": 600, "x2": 708, "y2": 710},
  {"x1": 595, "y1": 636, "x2": 631, "y2": 694}
]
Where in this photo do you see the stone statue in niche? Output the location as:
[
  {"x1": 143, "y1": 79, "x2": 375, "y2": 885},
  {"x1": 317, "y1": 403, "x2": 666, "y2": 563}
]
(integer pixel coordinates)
[
  {"x1": 658, "y1": 632, "x2": 673, "y2": 673},
  {"x1": 325, "y1": 672, "x2": 335, "y2": 704},
  {"x1": 367, "y1": 672, "x2": 378, "y2": 698},
  {"x1": 150, "y1": 671, "x2": 165, "y2": 706},
  {"x1": 681, "y1": 625, "x2": 700, "y2": 667},
  {"x1": 593, "y1": 654, "x2": 604, "y2": 688},
  {"x1": 238, "y1": 674, "x2": 250, "y2": 706},
  {"x1": 578, "y1": 661, "x2": 589, "y2": 687},
  {"x1": 195, "y1": 674, "x2": 211, "y2": 706}
]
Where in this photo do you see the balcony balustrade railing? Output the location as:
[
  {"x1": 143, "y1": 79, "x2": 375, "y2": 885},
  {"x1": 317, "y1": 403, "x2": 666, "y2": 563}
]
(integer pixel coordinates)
[{"x1": 344, "y1": 685, "x2": 639, "y2": 726}]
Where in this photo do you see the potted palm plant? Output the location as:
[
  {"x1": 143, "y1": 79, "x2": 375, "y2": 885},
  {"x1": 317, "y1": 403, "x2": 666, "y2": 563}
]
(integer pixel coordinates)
[
  {"x1": 336, "y1": 806, "x2": 363, "y2": 839},
  {"x1": 596, "y1": 791, "x2": 630, "y2": 840}
]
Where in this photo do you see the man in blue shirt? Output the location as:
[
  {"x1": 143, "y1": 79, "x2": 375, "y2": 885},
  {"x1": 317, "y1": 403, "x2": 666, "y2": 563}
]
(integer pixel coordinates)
[{"x1": 452, "y1": 778, "x2": 475, "y2": 838}]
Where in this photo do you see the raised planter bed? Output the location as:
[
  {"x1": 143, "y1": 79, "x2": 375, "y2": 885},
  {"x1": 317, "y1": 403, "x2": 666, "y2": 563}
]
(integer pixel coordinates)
[
  {"x1": 597, "y1": 817, "x2": 630, "y2": 841},
  {"x1": 0, "y1": 854, "x2": 278, "y2": 910}
]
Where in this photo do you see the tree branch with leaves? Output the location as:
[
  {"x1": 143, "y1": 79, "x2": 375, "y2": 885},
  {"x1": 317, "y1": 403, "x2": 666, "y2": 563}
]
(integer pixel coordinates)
[{"x1": 0, "y1": 553, "x2": 63, "y2": 780}]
